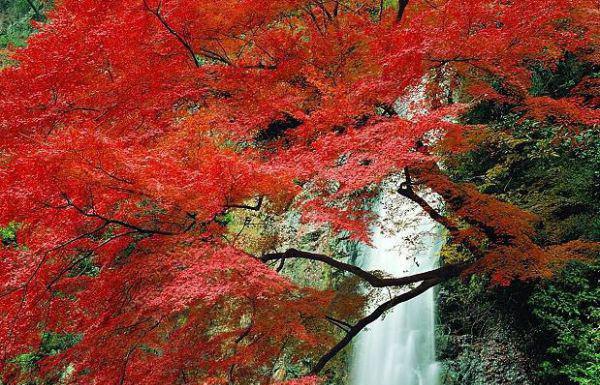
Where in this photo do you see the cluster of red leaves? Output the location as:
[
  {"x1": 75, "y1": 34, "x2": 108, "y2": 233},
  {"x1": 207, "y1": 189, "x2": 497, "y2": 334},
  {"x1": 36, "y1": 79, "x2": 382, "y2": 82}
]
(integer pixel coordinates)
[
  {"x1": 418, "y1": 167, "x2": 599, "y2": 285},
  {"x1": 0, "y1": 0, "x2": 597, "y2": 383},
  {"x1": 417, "y1": 0, "x2": 599, "y2": 126}
]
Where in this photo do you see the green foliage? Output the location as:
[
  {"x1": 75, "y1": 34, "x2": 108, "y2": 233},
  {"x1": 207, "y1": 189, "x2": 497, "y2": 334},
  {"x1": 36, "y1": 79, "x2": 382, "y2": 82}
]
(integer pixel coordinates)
[
  {"x1": 448, "y1": 119, "x2": 600, "y2": 243},
  {"x1": 437, "y1": 276, "x2": 498, "y2": 338},
  {"x1": 39, "y1": 331, "x2": 81, "y2": 356},
  {"x1": 67, "y1": 253, "x2": 100, "y2": 277},
  {"x1": 11, "y1": 331, "x2": 81, "y2": 372},
  {"x1": 530, "y1": 54, "x2": 591, "y2": 98},
  {"x1": 462, "y1": 100, "x2": 513, "y2": 125},
  {"x1": 0, "y1": 221, "x2": 18, "y2": 246},
  {"x1": 530, "y1": 259, "x2": 600, "y2": 385},
  {"x1": 441, "y1": 56, "x2": 600, "y2": 385},
  {"x1": 0, "y1": 0, "x2": 47, "y2": 48}
]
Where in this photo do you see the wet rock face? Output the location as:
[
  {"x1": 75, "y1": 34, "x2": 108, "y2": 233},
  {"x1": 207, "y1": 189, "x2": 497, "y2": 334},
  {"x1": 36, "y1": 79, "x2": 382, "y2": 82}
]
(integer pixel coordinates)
[
  {"x1": 438, "y1": 333, "x2": 533, "y2": 385},
  {"x1": 436, "y1": 281, "x2": 536, "y2": 385}
]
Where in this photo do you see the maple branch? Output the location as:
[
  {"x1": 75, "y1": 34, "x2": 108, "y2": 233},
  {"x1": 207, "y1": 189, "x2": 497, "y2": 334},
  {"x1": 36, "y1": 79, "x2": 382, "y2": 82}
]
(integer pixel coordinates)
[
  {"x1": 0, "y1": 222, "x2": 117, "y2": 361},
  {"x1": 144, "y1": 1, "x2": 277, "y2": 71},
  {"x1": 261, "y1": 248, "x2": 469, "y2": 288},
  {"x1": 426, "y1": 56, "x2": 480, "y2": 65},
  {"x1": 261, "y1": 181, "x2": 474, "y2": 375},
  {"x1": 119, "y1": 319, "x2": 162, "y2": 385},
  {"x1": 311, "y1": 278, "x2": 440, "y2": 374},
  {"x1": 228, "y1": 302, "x2": 256, "y2": 384},
  {"x1": 398, "y1": 168, "x2": 460, "y2": 233},
  {"x1": 399, "y1": 164, "x2": 496, "y2": 260},
  {"x1": 84, "y1": 159, "x2": 134, "y2": 184},
  {"x1": 398, "y1": 168, "x2": 489, "y2": 263},
  {"x1": 315, "y1": 1, "x2": 333, "y2": 21},
  {"x1": 61, "y1": 194, "x2": 189, "y2": 236},
  {"x1": 0, "y1": 222, "x2": 111, "y2": 298},
  {"x1": 45, "y1": 230, "x2": 138, "y2": 291},
  {"x1": 241, "y1": 63, "x2": 278, "y2": 70},
  {"x1": 143, "y1": 0, "x2": 201, "y2": 68},
  {"x1": 276, "y1": 257, "x2": 286, "y2": 272},
  {"x1": 302, "y1": 6, "x2": 325, "y2": 35},
  {"x1": 257, "y1": 166, "x2": 491, "y2": 375},
  {"x1": 426, "y1": 56, "x2": 482, "y2": 70},
  {"x1": 325, "y1": 315, "x2": 352, "y2": 332}
]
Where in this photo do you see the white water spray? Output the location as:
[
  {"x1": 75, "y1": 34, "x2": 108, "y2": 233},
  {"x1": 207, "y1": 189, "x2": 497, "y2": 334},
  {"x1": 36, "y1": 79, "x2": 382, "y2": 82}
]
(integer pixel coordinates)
[{"x1": 352, "y1": 187, "x2": 443, "y2": 385}]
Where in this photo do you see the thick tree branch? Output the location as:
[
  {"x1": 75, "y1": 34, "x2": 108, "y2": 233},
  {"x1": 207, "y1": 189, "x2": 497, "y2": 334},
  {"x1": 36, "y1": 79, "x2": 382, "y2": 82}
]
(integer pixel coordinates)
[
  {"x1": 225, "y1": 196, "x2": 264, "y2": 211},
  {"x1": 397, "y1": 0, "x2": 410, "y2": 23},
  {"x1": 311, "y1": 278, "x2": 440, "y2": 374},
  {"x1": 261, "y1": 171, "x2": 476, "y2": 375},
  {"x1": 398, "y1": 168, "x2": 460, "y2": 233},
  {"x1": 399, "y1": 165, "x2": 492, "y2": 259},
  {"x1": 262, "y1": 248, "x2": 469, "y2": 288}
]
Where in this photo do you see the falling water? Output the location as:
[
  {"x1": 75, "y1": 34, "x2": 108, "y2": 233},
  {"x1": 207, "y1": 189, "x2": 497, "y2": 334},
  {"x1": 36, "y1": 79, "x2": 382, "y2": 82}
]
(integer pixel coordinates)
[{"x1": 352, "y1": 186, "x2": 443, "y2": 385}]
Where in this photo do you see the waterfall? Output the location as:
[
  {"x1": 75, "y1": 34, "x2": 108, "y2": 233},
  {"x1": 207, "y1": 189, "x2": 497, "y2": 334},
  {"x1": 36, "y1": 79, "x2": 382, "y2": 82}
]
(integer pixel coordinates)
[{"x1": 352, "y1": 187, "x2": 443, "y2": 385}]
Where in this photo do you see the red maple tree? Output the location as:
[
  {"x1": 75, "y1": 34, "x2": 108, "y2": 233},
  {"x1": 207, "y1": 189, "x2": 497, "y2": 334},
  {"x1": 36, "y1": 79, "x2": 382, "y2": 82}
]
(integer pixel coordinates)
[{"x1": 0, "y1": 0, "x2": 597, "y2": 384}]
